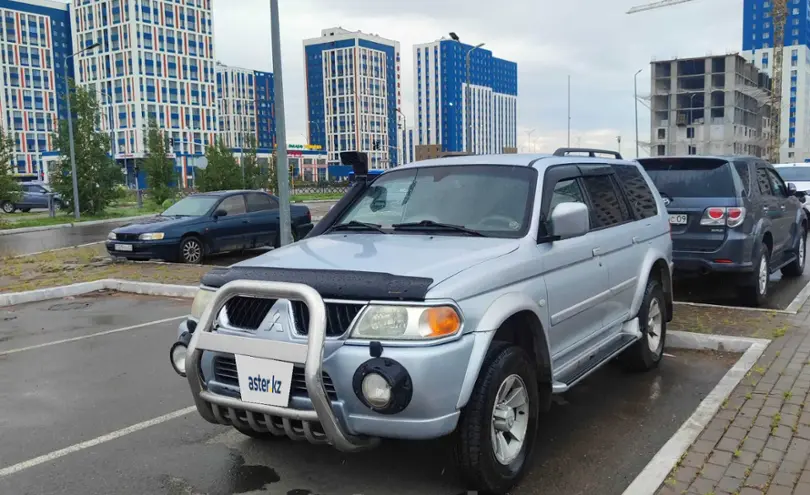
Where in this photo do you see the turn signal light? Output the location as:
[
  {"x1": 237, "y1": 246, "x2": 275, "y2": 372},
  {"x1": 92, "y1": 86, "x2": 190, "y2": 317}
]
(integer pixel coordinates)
[{"x1": 422, "y1": 307, "x2": 461, "y2": 338}]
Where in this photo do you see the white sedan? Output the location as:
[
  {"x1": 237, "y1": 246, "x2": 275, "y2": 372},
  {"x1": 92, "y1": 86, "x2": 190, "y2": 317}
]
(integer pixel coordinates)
[{"x1": 775, "y1": 163, "x2": 810, "y2": 215}]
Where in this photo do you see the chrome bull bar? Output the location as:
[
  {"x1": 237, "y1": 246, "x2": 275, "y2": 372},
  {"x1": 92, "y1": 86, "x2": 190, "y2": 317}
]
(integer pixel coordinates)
[{"x1": 185, "y1": 279, "x2": 380, "y2": 452}]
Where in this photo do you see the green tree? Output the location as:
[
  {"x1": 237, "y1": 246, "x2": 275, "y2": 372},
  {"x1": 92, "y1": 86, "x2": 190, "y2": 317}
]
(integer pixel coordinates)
[
  {"x1": 241, "y1": 134, "x2": 268, "y2": 190},
  {"x1": 51, "y1": 81, "x2": 122, "y2": 215},
  {"x1": 142, "y1": 119, "x2": 176, "y2": 204},
  {"x1": 0, "y1": 128, "x2": 21, "y2": 208},
  {"x1": 196, "y1": 139, "x2": 241, "y2": 192}
]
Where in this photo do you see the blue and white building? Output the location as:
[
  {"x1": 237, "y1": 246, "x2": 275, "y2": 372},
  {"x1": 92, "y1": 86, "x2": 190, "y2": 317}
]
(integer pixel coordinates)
[
  {"x1": 414, "y1": 38, "x2": 517, "y2": 155},
  {"x1": 303, "y1": 27, "x2": 401, "y2": 172},
  {"x1": 71, "y1": 0, "x2": 219, "y2": 187},
  {"x1": 742, "y1": 0, "x2": 810, "y2": 162},
  {"x1": 399, "y1": 125, "x2": 414, "y2": 164},
  {"x1": 0, "y1": 0, "x2": 72, "y2": 175},
  {"x1": 216, "y1": 62, "x2": 275, "y2": 150}
]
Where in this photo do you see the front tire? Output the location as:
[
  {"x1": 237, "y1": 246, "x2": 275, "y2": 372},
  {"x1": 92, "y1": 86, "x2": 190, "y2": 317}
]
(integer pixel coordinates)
[
  {"x1": 1, "y1": 201, "x2": 15, "y2": 214},
  {"x1": 782, "y1": 227, "x2": 807, "y2": 277},
  {"x1": 179, "y1": 236, "x2": 204, "y2": 264},
  {"x1": 454, "y1": 344, "x2": 539, "y2": 495},
  {"x1": 622, "y1": 278, "x2": 666, "y2": 372}
]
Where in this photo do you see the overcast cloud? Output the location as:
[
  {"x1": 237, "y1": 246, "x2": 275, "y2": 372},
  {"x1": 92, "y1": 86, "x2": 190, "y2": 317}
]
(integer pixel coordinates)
[{"x1": 213, "y1": 0, "x2": 742, "y2": 158}]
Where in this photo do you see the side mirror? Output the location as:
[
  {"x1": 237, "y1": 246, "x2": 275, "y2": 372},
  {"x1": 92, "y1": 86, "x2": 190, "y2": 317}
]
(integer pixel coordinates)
[
  {"x1": 548, "y1": 202, "x2": 590, "y2": 240},
  {"x1": 213, "y1": 209, "x2": 227, "y2": 219},
  {"x1": 788, "y1": 182, "x2": 798, "y2": 196}
]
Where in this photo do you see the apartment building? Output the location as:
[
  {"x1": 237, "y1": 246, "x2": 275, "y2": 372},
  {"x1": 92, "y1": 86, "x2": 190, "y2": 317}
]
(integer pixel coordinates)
[{"x1": 216, "y1": 62, "x2": 275, "y2": 150}]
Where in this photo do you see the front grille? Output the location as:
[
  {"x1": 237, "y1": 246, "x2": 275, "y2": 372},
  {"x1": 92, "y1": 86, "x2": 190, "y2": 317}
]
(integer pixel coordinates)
[
  {"x1": 223, "y1": 296, "x2": 277, "y2": 330},
  {"x1": 212, "y1": 355, "x2": 338, "y2": 401},
  {"x1": 291, "y1": 301, "x2": 364, "y2": 337},
  {"x1": 115, "y1": 233, "x2": 140, "y2": 242}
]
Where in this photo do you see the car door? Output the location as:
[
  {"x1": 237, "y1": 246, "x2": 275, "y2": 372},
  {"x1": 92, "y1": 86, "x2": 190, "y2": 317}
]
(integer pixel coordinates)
[
  {"x1": 19, "y1": 184, "x2": 35, "y2": 207},
  {"x1": 209, "y1": 194, "x2": 250, "y2": 253},
  {"x1": 246, "y1": 192, "x2": 279, "y2": 247},
  {"x1": 28, "y1": 184, "x2": 50, "y2": 208},
  {"x1": 537, "y1": 165, "x2": 610, "y2": 367},
  {"x1": 767, "y1": 167, "x2": 800, "y2": 256},
  {"x1": 579, "y1": 165, "x2": 642, "y2": 330},
  {"x1": 756, "y1": 166, "x2": 788, "y2": 255}
]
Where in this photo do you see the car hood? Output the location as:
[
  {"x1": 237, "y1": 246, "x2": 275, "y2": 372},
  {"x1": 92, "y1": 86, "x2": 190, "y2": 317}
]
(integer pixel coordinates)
[
  {"x1": 232, "y1": 233, "x2": 521, "y2": 287},
  {"x1": 113, "y1": 215, "x2": 199, "y2": 233}
]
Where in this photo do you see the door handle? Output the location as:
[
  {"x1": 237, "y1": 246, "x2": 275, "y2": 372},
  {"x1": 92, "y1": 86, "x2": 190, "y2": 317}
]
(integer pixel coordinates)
[
  {"x1": 781, "y1": 205, "x2": 787, "y2": 210},
  {"x1": 242, "y1": 219, "x2": 250, "y2": 224},
  {"x1": 632, "y1": 236, "x2": 640, "y2": 244},
  {"x1": 592, "y1": 247, "x2": 602, "y2": 257}
]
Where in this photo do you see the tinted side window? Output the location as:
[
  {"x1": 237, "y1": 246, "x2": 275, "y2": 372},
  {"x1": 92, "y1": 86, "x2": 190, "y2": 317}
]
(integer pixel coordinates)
[
  {"x1": 246, "y1": 193, "x2": 278, "y2": 212},
  {"x1": 757, "y1": 168, "x2": 774, "y2": 196},
  {"x1": 218, "y1": 195, "x2": 247, "y2": 215},
  {"x1": 582, "y1": 176, "x2": 631, "y2": 229},
  {"x1": 613, "y1": 165, "x2": 658, "y2": 219},
  {"x1": 733, "y1": 161, "x2": 751, "y2": 195}
]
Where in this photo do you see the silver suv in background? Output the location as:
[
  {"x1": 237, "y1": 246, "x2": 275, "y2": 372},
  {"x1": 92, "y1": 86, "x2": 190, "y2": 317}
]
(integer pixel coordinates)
[{"x1": 170, "y1": 148, "x2": 674, "y2": 494}]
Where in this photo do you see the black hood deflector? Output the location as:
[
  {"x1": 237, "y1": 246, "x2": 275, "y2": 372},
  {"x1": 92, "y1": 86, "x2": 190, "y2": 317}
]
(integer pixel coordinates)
[{"x1": 200, "y1": 266, "x2": 433, "y2": 301}]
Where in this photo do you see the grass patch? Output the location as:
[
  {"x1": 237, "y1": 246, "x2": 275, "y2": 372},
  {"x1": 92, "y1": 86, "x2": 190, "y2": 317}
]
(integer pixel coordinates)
[
  {"x1": 0, "y1": 204, "x2": 162, "y2": 230},
  {"x1": 0, "y1": 244, "x2": 208, "y2": 293},
  {"x1": 291, "y1": 192, "x2": 344, "y2": 202},
  {"x1": 670, "y1": 304, "x2": 790, "y2": 338}
]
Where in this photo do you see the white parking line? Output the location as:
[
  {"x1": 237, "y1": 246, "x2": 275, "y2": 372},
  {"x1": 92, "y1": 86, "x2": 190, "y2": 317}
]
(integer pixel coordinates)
[
  {"x1": 0, "y1": 406, "x2": 196, "y2": 478},
  {"x1": 0, "y1": 315, "x2": 186, "y2": 356}
]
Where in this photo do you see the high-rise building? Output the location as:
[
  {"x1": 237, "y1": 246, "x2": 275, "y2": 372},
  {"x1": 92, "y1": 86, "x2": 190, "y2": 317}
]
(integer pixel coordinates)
[
  {"x1": 216, "y1": 63, "x2": 275, "y2": 150},
  {"x1": 399, "y1": 125, "x2": 414, "y2": 164},
  {"x1": 303, "y1": 27, "x2": 401, "y2": 171},
  {"x1": 0, "y1": 0, "x2": 72, "y2": 175},
  {"x1": 742, "y1": 0, "x2": 810, "y2": 162},
  {"x1": 648, "y1": 54, "x2": 771, "y2": 157},
  {"x1": 413, "y1": 38, "x2": 517, "y2": 155},
  {"x1": 71, "y1": 0, "x2": 218, "y2": 186}
]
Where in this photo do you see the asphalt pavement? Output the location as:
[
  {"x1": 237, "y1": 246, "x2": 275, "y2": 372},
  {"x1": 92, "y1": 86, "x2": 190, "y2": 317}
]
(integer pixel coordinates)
[
  {"x1": 674, "y1": 269, "x2": 810, "y2": 310},
  {"x1": 0, "y1": 293, "x2": 737, "y2": 495},
  {"x1": 0, "y1": 201, "x2": 336, "y2": 257}
]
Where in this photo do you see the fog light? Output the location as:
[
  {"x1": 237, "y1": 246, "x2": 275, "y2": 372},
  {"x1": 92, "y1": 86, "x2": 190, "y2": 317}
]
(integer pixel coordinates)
[
  {"x1": 169, "y1": 330, "x2": 192, "y2": 377},
  {"x1": 361, "y1": 373, "x2": 392, "y2": 408}
]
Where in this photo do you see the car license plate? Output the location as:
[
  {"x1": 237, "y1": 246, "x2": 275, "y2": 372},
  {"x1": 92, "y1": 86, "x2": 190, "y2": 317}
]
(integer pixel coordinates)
[
  {"x1": 669, "y1": 214, "x2": 688, "y2": 225},
  {"x1": 114, "y1": 244, "x2": 133, "y2": 252},
  {"x1": 235, "y1": 355, "x2": 294, "y2": 408}
]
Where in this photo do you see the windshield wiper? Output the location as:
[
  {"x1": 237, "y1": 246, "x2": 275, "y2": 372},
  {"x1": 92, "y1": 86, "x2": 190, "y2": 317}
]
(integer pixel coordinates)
[
  {"x1": 330, "y1": 220, "x2": 388, "y2": 234},
  {"x1": 392, "y1": 220, "x2": 487, "y2": 237}
]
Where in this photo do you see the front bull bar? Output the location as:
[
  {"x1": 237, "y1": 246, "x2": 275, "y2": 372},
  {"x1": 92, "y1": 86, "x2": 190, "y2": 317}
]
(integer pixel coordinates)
[{"x1": 185, "y1": 279, "x2": 380, "y2": 452}]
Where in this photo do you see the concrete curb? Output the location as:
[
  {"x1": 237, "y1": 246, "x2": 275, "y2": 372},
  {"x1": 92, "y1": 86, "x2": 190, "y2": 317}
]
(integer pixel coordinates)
[
  {"x1": 623, "y1": 331, "x2": 770, "y2": 495},
  {"x1": 0, "y1": 278, "x2": 197, "y2": 307},
  {"x1": 0, "y1": 214, "x2": 156, "y2": 236}
]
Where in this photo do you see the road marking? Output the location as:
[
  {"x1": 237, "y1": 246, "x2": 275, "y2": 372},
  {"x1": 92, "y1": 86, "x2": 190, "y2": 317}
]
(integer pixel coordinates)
[
  {"x1": 0, "y1": 315, "x2": 186, "y2": 356},
  {"x1": 12, "y1": 241, "x2": 104, "y2": 258},
  {"x1": 0, "y1": 406, "x2": 196, "y2": 478}
]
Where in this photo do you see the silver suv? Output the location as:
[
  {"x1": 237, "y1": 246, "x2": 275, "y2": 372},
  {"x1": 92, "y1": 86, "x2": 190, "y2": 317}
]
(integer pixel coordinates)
[{"x1": 170, "y1": 149, "x2": 673, "y2": 494}]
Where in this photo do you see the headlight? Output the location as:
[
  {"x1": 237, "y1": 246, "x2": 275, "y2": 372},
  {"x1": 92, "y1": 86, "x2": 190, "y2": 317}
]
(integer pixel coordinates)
[
  {"x1": 139, "y1": 232, "x2": 165, "y2": 240},
  {"x1": 190, "y1": 288, "x2": 216, "y2": 319},
  {"x1": 350, "y1": 305, "x2": 461, "y2": 340},
  {"x1": 107, "y1": 232, "x2": 117, "y2": 240}
]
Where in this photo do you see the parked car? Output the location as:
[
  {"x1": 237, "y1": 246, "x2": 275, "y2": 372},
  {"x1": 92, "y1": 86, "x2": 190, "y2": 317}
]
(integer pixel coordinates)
[
  {"x1": 168, "y1": 149, "x2": 673, "y2": 494},
  {"x1": 1, "y1": 181, "x2": 61, "y2": 213},
  {"x1": 775, "y1": 163, "x2": 810, "y2": 215},
  {"x1": 638, "y1": 156, "x2": 807, "y2": 306},
  {"x1": 106, "y1": 190, "x2": 313, "y2": 263}
]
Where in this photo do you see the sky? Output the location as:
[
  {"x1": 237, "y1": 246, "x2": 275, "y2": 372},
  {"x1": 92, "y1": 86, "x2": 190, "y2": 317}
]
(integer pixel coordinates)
[{"x1": 211, "y1": 0, "x2": 743, "y2": 158}]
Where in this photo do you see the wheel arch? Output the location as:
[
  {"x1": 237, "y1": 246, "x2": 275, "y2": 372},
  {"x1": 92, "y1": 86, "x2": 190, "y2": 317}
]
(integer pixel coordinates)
[
  {"x1": 456, "y1": 293, "x2": 552, "y2": 411},
  {"x1": 628, "y1": 249, "x2": 674, "y2": 323}
]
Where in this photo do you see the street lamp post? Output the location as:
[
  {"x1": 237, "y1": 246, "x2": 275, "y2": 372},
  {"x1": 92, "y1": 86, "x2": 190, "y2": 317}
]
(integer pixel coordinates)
[
  {"x1": 634, "y1": 68, "x2": 642, "y2": 158},
  {"x1": 396, "y1": 108, "x2": 406, "y2": 166},
  {"x1": 269, "y1": 0, "x2": 292, "y2": 246},
  {"x1": 526, "y1": 129, "x2": 535, "y2": 153},
  {"x1": 449, "y1": 33, "x2": 484, "y2": 154},
  {"x1": 64, "y1": 41, "x2": 101, "y2": 220}
]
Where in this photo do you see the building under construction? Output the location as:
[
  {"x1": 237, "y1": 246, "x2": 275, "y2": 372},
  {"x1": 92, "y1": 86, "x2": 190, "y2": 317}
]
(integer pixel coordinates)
[{"x1": 648, "y1": 54, "x2": 771, "y2": 158}]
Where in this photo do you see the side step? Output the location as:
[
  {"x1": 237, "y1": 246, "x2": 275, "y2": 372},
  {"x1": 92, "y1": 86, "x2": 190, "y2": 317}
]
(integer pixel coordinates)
[{"x1": 552, "y1": 319, "x2": 641, "y2": 394}]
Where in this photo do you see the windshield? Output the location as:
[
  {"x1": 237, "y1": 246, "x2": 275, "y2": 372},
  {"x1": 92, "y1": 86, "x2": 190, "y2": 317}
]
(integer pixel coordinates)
[
  {"x1": 775, "y1": 167, "x2": 810, "y2": 182},
  {"x1": 161, "y1": 195, "x2": 219, "y2": 216},
  {"x1": 639, "y1": 158, "x2": 736, "y2": 197},
  {"x1": 337, "y1": 165, "x2": 537, "y2": 238}
]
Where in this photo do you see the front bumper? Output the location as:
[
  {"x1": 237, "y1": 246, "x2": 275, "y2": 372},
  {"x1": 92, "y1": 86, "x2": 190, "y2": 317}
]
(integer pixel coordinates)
[
  {"x1": 105, "y1": 239, "x2": 178, "y2": 261},
  {"x1": 183, "y1": 280, "x2": 471, "y2": 451}
]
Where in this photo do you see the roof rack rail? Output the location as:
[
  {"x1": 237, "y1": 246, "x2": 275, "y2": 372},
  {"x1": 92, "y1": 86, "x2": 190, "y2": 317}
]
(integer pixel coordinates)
[{"x1": 553, "y1": 148, "x2": 623, "y2": 160}]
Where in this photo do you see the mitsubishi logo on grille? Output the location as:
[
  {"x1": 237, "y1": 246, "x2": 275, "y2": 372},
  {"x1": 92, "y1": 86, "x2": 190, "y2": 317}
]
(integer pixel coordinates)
[{"x1": 267, "y1": 310, "x2": 284, "y2": 333}]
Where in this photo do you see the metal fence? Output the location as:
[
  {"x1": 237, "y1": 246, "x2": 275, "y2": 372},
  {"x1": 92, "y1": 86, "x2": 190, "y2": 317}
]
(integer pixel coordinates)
[{"x1": 289, "y1": 182, "x2": 350, "y2": 195}]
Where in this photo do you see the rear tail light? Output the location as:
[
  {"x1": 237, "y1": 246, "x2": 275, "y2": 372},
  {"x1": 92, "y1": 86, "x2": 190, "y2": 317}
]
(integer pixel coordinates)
[{"x1": 699, "y1": 207, "x2": 746, "y2": 228}]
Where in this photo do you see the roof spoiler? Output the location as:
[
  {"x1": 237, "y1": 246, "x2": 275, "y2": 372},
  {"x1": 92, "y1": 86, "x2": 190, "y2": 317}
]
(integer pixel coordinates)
[{"x1": 553, "y1": 148, "x2": 623, "y2": 160}]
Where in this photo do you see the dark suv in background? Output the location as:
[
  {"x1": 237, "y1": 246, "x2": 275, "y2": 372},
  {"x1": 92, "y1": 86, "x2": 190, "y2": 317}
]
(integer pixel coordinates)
[{"x1": 638, "y1": 156, "x2": 807, "y2": 306}]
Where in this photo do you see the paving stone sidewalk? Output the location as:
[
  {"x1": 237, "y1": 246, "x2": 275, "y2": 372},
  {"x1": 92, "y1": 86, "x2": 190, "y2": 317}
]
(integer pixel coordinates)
[{"x1": 656, "y1": 302, "x2": 810, "y2": 495}]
